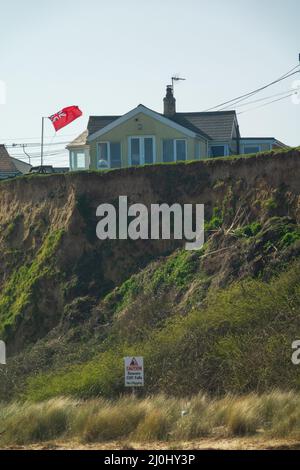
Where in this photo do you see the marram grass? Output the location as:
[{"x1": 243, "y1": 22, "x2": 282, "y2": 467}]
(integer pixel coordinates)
[{"x1": 1, "y1": 391, "x2": 300, "y2": 446}]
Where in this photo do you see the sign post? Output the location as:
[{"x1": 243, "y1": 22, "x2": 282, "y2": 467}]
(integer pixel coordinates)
[
  {"x1": 124, "y1": 357, "x2": 144, "y2": 396},
  {"x1": 0, "y1": 340, "x2": 6, "y2": 365}
]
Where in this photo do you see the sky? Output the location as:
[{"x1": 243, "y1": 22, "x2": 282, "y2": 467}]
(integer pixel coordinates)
[{"x1": 0, "y1": 0, "x2": 299, "y2": 167}]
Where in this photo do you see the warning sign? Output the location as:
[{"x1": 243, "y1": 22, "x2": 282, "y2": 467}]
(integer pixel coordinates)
[{"x1": 124, "y1": 356, "x2": 144, "y2": 387}]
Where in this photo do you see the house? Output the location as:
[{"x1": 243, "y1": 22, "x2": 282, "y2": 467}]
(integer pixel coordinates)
[
  {"x1": 0, "y1": 144, "x2": 32, "y2": 180},
  {"x1": 67, "y1": 86, "x2": 287, "y2": 171}
]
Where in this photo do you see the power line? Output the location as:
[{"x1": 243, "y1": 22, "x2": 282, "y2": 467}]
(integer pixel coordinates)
[
  {"x1": 4, "y1": 140, "x2": 72, "y2": 149},
  {"x1": 210, "y1": 66, "x2": 300, "y2": 110},
  {"x1": 237, "y1": 92, "x2": 296, "y2": 115},
  {"x1": 203, "y1": 64, "x2": 300, "y2": 112},
  {"x1": 11, "y1": 155, "x2": 67, "y2": 160},
  {"x1": 233, "y1": 88, "x2": 299, "y2": 109},
  {"x1": 217, "y1": 73, "x2": 299, "y2": 111},
  {"x1": 0, "y1": 133, "x2": 78, "y2": 142},
  {"x1": 9, "y1": 148, "x2": 68, "y2": 158},
  {"x1": 10, "y1": 147, "x2": 67, "y2": 153},
  {"x1": 213, "y1": 70, "x2": 299, "y2": 111}
]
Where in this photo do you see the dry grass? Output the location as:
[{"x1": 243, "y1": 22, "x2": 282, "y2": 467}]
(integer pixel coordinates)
[{"x1": 1, "y1": 391, "x2": 300, "y2": 446}]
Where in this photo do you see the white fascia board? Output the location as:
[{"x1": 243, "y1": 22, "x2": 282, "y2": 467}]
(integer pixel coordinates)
[
  {"x1": 240, "y1": 139, "x2": 275, "y2": 145},
  {"x1": 66, "y1": 144, "x2": 90, "y2": 150},
  {"x1": 87, "y1": 104, "x2": 203, "y2": 142}
]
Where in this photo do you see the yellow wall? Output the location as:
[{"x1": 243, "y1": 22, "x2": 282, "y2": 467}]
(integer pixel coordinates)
[{"x1": 89, "y1": 112, "x2": 207, "y2": 169}]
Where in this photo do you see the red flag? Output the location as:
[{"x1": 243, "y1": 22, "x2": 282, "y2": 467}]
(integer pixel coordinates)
[{"x1": 49, "y1": 105, "x2": 82, "y2": 131}]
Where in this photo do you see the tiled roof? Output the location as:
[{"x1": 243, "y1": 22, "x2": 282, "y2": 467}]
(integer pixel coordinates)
[
  {"x1": 0, "y1": 144, "x2": 19, "y2": 174},
  {"x1": 167, "y1": 114, "x2": 212, "y2": 140},
  {"x1": 86, "y1": 109, "x2": 237, "y2": 142},
  {"x1": 88, "y1": 116, "x2": 120, "y2": 136},
  {"x1": 10, "y1": 156, "x2": 32, "y2": 174},
  {"x1": 174, "y1": 111, "x2": 237, "y2": 141}
]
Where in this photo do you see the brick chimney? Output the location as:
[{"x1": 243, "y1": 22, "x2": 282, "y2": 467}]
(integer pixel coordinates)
[{"x1": 163, "y1": 85, "x2": 176, "y2": 117}]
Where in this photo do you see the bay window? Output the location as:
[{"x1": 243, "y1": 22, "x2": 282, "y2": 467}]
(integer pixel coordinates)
[{"x1": 70, "y1": 150, "x2": 87, "y2": 171}]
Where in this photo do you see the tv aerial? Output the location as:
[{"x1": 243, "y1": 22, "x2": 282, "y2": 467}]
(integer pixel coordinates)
[{"x1": 171, "y1": 75, "x2": 186, "y2": 91}]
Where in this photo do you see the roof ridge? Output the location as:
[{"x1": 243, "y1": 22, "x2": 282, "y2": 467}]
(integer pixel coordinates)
[
  {"x1": 177, "y1": 110, "x2": 237, "y2": 115},
  {"x1": 89, "y1": 115, "x2": 121, "y2": 118}
]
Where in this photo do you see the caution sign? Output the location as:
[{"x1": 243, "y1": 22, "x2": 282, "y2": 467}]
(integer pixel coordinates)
[{"x1": 124, "y1": 356, "x2": 144, "y2": 387}]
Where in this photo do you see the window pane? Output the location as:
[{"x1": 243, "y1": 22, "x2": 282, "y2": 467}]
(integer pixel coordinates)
[
  {"x1": 244, "y1": 146, "x2": 260, "y2": 154},
  {"x1": 110, "y1": 142, "x2": 121, "y2": 168},
  {"x1": 163, "y1": 139, "x2": 174, "y2": 162},
  {"x1": 98, "y1": 143, "x2": 109, "y2": 168},
  {"x1": 210, "y1": 146, "x2": 225, "y2": 158},
  {"x1": 131, "y1": 138, "x2": 140, "y2": 165},
  {"x1": 176, "y1": 140, "x2": 186, "y2": 161},
  {"x1": 76, "y1": 152, "x2": 86, "y2": 169},
  {"x1": 144, "y1": 138, "x2": 153, "y2": 164},
  {"x1": 70, "y1": 152, "x2": 76, "y2": 170}
]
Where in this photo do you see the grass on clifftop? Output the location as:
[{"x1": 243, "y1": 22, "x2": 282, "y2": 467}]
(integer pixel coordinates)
[{"x1": 1, "y1": 147, "x2": 298, "y2": 185}]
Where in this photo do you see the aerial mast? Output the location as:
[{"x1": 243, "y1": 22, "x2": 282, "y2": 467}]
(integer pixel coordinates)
[{"x1": 171, "y1": 75, "x2": 186, "y2": 92}]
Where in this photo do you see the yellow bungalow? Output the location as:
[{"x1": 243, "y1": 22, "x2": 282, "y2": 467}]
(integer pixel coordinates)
[{"x1": 67, "y1": 86, "x2": 287, "y2": 171}]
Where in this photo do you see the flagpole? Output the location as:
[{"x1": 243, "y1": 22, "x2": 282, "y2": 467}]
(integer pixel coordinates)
[{"x1": 41, "y1": 116, "x2": 45, "y2": 168}]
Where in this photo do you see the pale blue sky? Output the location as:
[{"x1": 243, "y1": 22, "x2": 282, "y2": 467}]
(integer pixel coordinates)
[{"x1": 0, "y1": 0, "x2": 299, "y2": 166}]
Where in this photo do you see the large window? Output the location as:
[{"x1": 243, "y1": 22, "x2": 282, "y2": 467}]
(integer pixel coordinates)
[
  {"x1": 210, "y1": 145, "x2": 226, "y2": 158},
  {"x1": 162, "y1": 140, "x2": 174, "y2": 162},
  {"x1": 70, "y1": 150, "x2": 86, "y2": 170},
  {"x1": 162, "y1": 139, "x2": 187, "y2": 162},
  {"x1": 110, "y1": 143, "x2": 122, "y2": 168},
  {"x1": 97, "y1": 142, "x2": 121, "y2": 169},
  {"x1": 243, "y1": 145, "x2": 260, "y2": 154},
  {"x1": 76, "y1": 153, "x2": 86, "y2": 169},
  {"x1": 129, "y1": 136, "x2": 155, "y2": 165}
]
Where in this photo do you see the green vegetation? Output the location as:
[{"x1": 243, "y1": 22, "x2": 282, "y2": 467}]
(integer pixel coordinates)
[
  {"x1": 103, "y1": 249, "x2": 203, "y2": 316},
  {"x1": 234, "y1": 222, "x2": 262, "y2": 238},
  {"x1": 0, "y1": 146, "x2": 296, "y2": 188},
  {"x1": 262, "y1": 198, "x2": 278, "y2": 215},
  {"x1": 1, "y1": 391, "x2": 300, "y2": 446},
  {"x1": 0, "y1": 230, "x2": 64, "y2": 339},
  {"x1": 1, "y1": 147, "x2": 300, "y2": 420},
  {"x1": 205, "y1": 207, "x2": 223, "y2": 232},
  {"x1": 24, "y1": 259, "x2": 300, "y2": 401},
  {"x1": 148, "y1": 250, "x2": 201, "y2": 291},
  {"x1": 4, "y1": 214, "x2": 23, "y2": 239},
  {"x1": 280, "y1": 231, "x2": 300, "y2": 247}
]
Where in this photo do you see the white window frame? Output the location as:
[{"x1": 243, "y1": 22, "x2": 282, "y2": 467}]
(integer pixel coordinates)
[
  {"x1": 70, "y1": 149, "x2": 87, "y2": 171},
  {"x1": 97, "y1": 141, "x2": 122, "y2": 169},
  {"x1": 162, "y1": 138, "x2": 187, "y2": 162},
  {"x1": 128, "y1": 136, "x2": 156, "y2": 166}
]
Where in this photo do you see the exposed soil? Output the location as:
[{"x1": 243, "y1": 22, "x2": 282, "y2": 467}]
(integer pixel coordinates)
[{"x1": 2, "y1": 438, "x2": 300, "y2": 451}]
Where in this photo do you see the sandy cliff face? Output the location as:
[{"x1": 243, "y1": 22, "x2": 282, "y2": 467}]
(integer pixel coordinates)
[{"x1": 0, "y1": 149, "x2": 300, "y2": 352}]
